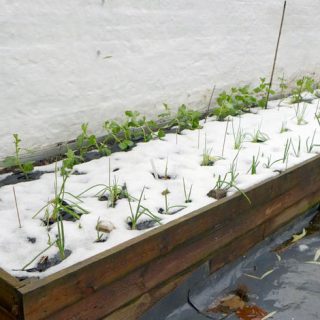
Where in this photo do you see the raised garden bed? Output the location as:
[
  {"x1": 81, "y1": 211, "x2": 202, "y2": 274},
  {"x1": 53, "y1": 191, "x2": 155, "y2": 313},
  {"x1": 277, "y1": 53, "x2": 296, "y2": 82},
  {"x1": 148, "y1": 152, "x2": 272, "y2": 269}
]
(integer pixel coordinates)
[
  {"x1": 1, "y1": 85, "x2": 320, "y2": 319},
  {"x1": 0, "y1": 153, "x2": 320, "y2": 319}
]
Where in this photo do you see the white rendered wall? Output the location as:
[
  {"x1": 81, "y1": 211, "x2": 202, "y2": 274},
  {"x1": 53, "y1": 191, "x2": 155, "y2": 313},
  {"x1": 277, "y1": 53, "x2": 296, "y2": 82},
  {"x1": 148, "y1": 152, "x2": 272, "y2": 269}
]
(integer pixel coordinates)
[{"x1": 1, "y1": 0, "x2": 320, "y2": 159}]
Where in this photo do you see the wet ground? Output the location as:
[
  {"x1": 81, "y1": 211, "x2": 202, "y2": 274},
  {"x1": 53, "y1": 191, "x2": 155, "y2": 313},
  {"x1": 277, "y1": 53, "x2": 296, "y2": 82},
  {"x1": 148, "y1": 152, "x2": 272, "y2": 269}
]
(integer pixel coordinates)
[{"x1": 141, "y1": 206, "x2": 320, "y2": 320}]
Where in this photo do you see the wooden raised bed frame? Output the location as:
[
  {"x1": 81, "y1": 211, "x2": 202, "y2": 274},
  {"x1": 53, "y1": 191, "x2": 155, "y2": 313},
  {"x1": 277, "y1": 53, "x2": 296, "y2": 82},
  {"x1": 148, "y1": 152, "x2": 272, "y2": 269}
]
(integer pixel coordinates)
[{"x1": 1, "y1": 155, "x2": 320, "y2": 320}]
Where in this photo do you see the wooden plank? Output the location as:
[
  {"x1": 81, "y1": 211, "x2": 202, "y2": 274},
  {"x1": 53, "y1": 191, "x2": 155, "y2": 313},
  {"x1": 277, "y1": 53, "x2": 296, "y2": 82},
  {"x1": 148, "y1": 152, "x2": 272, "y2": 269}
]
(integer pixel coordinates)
[
  {"x1": 0, "y1": 269, "x2": 23, "y2": 319},
  {"x1": 105, "y1": 269, "x2": 195, "y2": 320},
  {"x1": 34, "y1": 171, "x2": 320, "y2": 319},
  {"x1": 18, "y1": 155, "x2": 320, "y2": 319},
  {"x1": 107, "y1": 187, "x2": 320, "y2": 320}
]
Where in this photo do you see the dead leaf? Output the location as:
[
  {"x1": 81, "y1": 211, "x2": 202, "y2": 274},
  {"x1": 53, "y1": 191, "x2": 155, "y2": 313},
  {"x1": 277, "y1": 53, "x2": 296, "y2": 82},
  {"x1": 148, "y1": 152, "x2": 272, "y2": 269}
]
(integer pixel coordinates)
[
  {"x1": 291, "y1": 228, "x2": 306, "y2": 243},
  {"x1": 208, "y1": 294, "x2": 246, "y2": 314},
  {"x1": 244, "y1": 268, "x2": 275, "y2": 280},
  {"x1": 236, "y1": 305, "x2": 268, "y2": 320},
  {"x1": 261, "y1": 311, "x2": 277, "y2": 319},
  {"x1": 314, "y1": 248, "x2": 320, "y2": 261},
  {"x1": 306, "y1": 261, "x2": 320, "y2": 265}
]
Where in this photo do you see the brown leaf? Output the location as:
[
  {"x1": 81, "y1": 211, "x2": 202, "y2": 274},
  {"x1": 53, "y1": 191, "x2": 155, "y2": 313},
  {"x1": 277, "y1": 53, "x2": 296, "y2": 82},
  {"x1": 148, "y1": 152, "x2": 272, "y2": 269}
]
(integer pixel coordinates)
[{"x1": 236, "y1": 305, "x2": 268, "y2": 320}]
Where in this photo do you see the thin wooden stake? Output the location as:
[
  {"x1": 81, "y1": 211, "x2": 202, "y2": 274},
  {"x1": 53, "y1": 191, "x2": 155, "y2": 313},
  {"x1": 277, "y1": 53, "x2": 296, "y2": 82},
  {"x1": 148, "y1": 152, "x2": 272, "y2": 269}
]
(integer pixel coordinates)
[
  {"x1": 221, "y1": 119, "x2": 230, "y2": 157},
  {"x1": 204, "y1": 84, "x2": 216, "y2": 123},
  {"x1": 13, "y1": 186, "x2": 22, "y2": 228},
  {"x1": 265, "y1": 1, "x2": 287, "y2": 109}
]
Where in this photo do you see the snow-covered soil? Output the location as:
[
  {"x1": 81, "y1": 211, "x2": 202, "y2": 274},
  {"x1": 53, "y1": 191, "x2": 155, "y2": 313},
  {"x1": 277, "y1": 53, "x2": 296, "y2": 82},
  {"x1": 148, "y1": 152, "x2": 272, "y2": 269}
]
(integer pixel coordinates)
[{"x1": 1, "y1": 96, "x2": 320, "y2": 278}]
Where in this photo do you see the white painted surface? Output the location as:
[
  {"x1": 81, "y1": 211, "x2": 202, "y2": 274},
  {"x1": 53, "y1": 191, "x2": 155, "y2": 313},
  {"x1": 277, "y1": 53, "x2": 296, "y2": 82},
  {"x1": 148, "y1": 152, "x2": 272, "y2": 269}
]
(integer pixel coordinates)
[{"x1": 1, "y1": 0, "x2": 320, "y2": 159}]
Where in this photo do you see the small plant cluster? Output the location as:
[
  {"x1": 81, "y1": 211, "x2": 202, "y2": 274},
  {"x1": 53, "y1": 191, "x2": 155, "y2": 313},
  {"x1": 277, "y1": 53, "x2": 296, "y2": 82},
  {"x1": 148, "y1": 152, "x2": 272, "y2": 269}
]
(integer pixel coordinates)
[
  {"x1": 213, "y1": 78, "x2": 275, "y2": 121},
  {"x1": 290, "y1": 76, "x2": 315, "y2": 104},
  {"x1": 3, "y1": 134, "x2": 34, "y2": 179}
]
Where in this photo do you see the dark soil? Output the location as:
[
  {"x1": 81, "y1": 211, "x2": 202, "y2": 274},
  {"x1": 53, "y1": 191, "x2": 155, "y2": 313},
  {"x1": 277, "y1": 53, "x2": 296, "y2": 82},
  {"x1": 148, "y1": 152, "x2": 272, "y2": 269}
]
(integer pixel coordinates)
[
  {"x1": 43, "y1": 200, "x2": 86, "y2": 225},
  {"x1": 27, "y1": 237, "x2": 36, "y2": 244},
  {"x1": 0, "y1": 170, "x2": 52, "y2": 188},
  {"x1": 24, "y1": 249, "x2": 72, "y2": 273},
  {"x1": 158, "y1": 207, "x2": 185, "y2": 215},
  {"x1": 151, "y1": 173, "x2": 173, "y2": 180},
  {"x1": 128, "y1": 220, "x2": 158, "y2": 230}
]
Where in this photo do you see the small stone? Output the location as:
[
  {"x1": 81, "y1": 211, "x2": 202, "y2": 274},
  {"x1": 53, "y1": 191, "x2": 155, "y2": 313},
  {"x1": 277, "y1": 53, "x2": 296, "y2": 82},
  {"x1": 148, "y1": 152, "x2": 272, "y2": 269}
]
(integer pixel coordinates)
[{"x1": 96, "y1": 220, "x2": 115, "y2": 233}]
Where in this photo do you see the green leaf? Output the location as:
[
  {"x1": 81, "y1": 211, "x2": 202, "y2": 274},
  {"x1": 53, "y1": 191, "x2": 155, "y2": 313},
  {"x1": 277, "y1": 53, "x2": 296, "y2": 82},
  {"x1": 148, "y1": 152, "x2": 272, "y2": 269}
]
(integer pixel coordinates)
[
  {"x1": 22, "y1": 161, "x2": 34, "y2": 173},
  {"x1": 3, "y1": 156, "x2": 18, "y2": 168}
]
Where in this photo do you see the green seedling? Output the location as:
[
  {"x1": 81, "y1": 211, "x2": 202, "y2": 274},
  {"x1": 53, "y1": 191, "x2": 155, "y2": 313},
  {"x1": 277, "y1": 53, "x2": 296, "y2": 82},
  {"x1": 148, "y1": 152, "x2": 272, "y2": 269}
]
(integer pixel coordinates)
[
  {"x1": 76, "y1": 123, "x2": 97, "y2": 159},
  {"x1": 103, "y1": 119, "x2": 134, "y2": 151},
  {"x1": 56, "y1": 215, "x2": 65, "y2": 260},
  {"x1": 291, "y1": 76, "x2": 315, "y2": 104},
  {"x1": 283, "y1": 139, "x2": 291, "y2": 169},
  {"x1": 61, "y1": 148, "x2": 82, "y2": 174},
  {"x1": 127, "y1": 187, "x2": 161, "y2": 230},
  {"x1": 249, "y1": 126, "x2": 269, "y2": 143},
  {"x1": 306, "y1": 130, "x2": 319, "y2": 153},
  {"x1": 159, "y1": 104, "x2": 201, "y2": 134},
  {"x1": 294, "y1": 103, "x2": 308, "y2": 125},
  {"x1": 263, "y1": 155, "x2": 282, "y2": 169},
  {"x1": 33, "y1": 164, "x2": 88, "y2": 226},
  {"x1": 183, "y1": 178, "x2": 193, "y2": 203},
  {"x1": 253, "y1": 77, "x2": 275, "y2": 108},
  {"x1": 277, "y1": 74, "x2": 288, "y2": 107},
  {"x1": 201, "y1": 135, "x2": 221, "y2": 166},
  {"x1": 247, "y1": 149, "x2": 260, "y2": 175},
  {"x1": 95, "y1": 217, "x2": 104, "y2": 242},
  {"x1": 3, "y1": 134, "x2": 34, "y2": 179},
  {"x1": 209, "y1": 171, "x2": 251, "y2": 204},
  {"x1": 232, "y1": 121, "x2": 247, "y2": 150},
  {"x1": 291, "y1": 137, "x2": 301, "y2": 157},
  {"x1": 160, "y1": 189, "x2": 186, "y2": 215},
  {"x1": 280, "y1": 121, "x2": 289, "y2": 133},
  {"x1": 229, "y1": 151, "x2": 240, "y2": 185},
  {"x1": 77, "y1": 159, "x2": 127, "y2": 207}
]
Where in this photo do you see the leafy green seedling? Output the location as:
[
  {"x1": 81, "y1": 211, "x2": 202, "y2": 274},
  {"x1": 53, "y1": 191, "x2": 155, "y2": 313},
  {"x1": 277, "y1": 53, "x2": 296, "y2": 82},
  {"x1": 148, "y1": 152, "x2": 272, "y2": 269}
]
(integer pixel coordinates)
[
  {"x1": 253, "y1": 77, "x2": 275, "y2": 108},
  {"x1": 127, "y1": 187, "x2": 161, "y2": 230},
  {"x1": 159, "y1": 104, "x2": 201, "y2": 134},
  {"x1": 4, "y1": 134, "x2": 34, "y2": 179},
  {"x1": 61, "y1": 149, "x2": 82, "y2": 174},
  {"x1": 291, "y1": 76, "x2": 315, "y2": 104}
]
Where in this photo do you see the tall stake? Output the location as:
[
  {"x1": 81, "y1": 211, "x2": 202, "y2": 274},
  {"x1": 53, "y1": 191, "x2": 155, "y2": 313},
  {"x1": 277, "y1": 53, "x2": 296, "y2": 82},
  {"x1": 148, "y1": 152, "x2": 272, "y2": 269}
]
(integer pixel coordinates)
[
  {"x1": 13, "y1": 186, "x2": 22, "y2": 228},
  {"x1": 204, "y1": 84, "x2": 216, "y2": 123},
  {"x1": 265, "y1": 1, "x2": 287, "y2": 109}
]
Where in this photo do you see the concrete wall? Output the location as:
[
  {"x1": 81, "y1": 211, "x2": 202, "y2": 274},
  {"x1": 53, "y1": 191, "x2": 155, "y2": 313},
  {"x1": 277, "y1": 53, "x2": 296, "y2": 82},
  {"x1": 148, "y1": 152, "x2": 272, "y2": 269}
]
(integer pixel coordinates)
[{"x1": 1, "y1": 0, "x2": 320, "y2": 159}]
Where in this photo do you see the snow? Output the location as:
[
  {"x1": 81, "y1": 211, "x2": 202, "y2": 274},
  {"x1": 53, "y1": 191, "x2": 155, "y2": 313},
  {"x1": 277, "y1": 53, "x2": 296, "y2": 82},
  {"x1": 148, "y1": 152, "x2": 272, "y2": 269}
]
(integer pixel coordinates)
[{"x1": 0, "y1": 96, "x2": 320, "y2": 278}]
